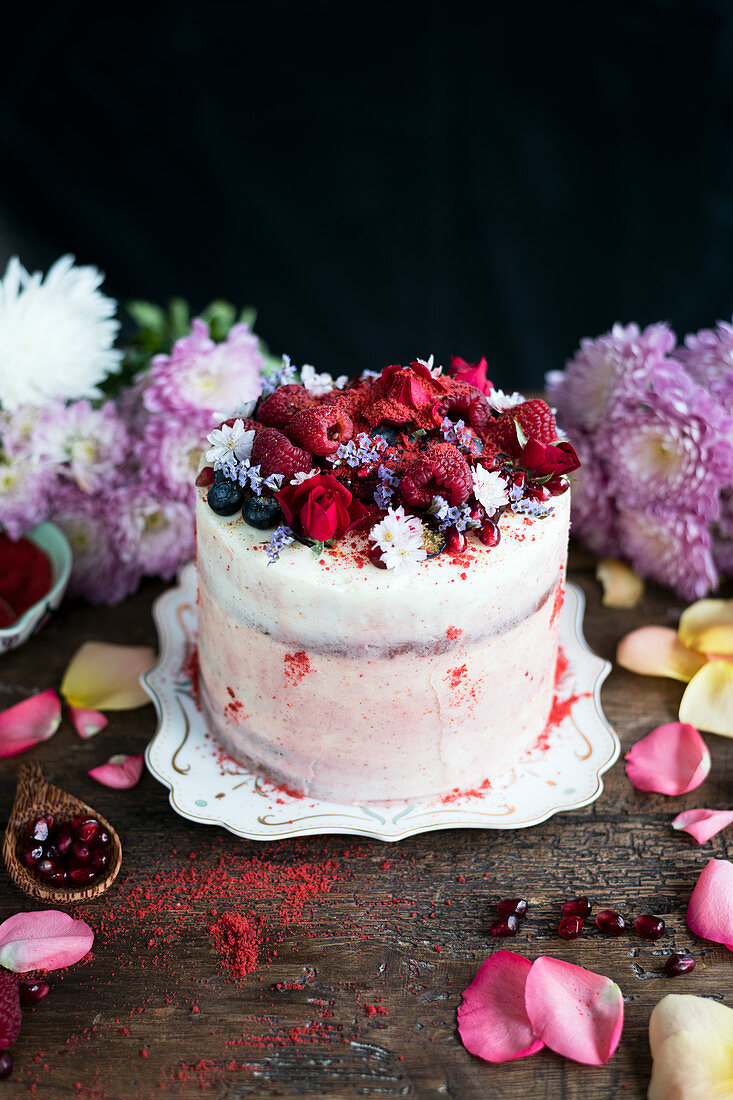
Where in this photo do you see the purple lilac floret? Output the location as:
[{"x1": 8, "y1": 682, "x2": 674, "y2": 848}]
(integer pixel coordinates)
[
  {"x1": 259, "y1": 354, "x2": 299, "y2": 397},
  {"x1": 265, "y1": 524, "x2": 295, "y2": 564},
  {"x1": 329, "y1": 432, "x2": 386, "y2": 468},
  {"x1": 374, "y1": 464, "x2": 398, "y2": 510},
  {"x1": 429, "y1": 496, "x2": 476, "y2": 532},
  {"x1": 439, "y1": 417, "x2": 473, "y2": 450}
]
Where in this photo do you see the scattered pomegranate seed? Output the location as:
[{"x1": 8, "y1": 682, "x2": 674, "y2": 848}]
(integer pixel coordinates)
[
  {"x1": 558, "y1": 915, "x2": 583, "y2": 939},
  {"x1": 561, "y1": 896, "x2": 592, "y2": 919},
  {"x1": 194, "y1": 466, "x2": 215, "y2": 488},
  {"x1": 496, "y1": 898, "x2": 528, "y2": 919},
  {"x1": 478, "y1": 520, "x2": 500, "y2": 547},
  {"x1": 366, "y1": 542, "x2": 388, "y2": 569},
  {"x1": 664, "y1": 952, "x2": 695, "y2": 977},
  {"x1": 0, "y1": 1051, "x2": 12, "y2": 1079},
  {"x1": 635, "y1": 914, "x2": 666, "y2": 940},
  {"x1": 490, "y1": 915, "x2": 519, "y2": 937},
  {"x1": 595, "y1": 910, "x2": 626, "y2": 936},
  {"x1": 445, "y1": 529, "x2": 467, "y2": 555},
  {"x1": 19, "y1": 980, "x2": 49, "y2": 1006},
  {"x1": 547, "y1": 475, "x2": 569, "y2": 496}
]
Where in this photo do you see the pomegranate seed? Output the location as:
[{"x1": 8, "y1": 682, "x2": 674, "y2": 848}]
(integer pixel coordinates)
[
  {"x1": 69, "y1": 867, "x2": 96, "y2": 885},
  {"x1": 91, "y1": 851, "x2": 110, "y2": 873},
  {"x1": 478, "y1": 520, "x2": 500, "y2": 547},
  {"x1": 526, "y1": 484, "x2": 551, "y2": 502},
  {"x1": 635, "y1": 914, "x2": 665, "y2": 940},
  {"x1": 595, "y1": 910, "x2": 626, "y2": 936},
  {"x1": 36, "y1": 858, "x2": 57, "y2": 877},
  {"x1": 195, "y1": 466, "x2": 215, "y2": 488},
  {"x1": 547, "y1": 475, "x2": 569, "y2": 496},
  {"x1": 664, "y1": 952, "x2": 695, "y2": 977},
  {"x1": 77, "y1": 820, "x2": 99, "y2": 844},
  {"x1": 96, "y1": 829, "x2": 110, "y2": 847},
  {"x1": 21, "y1": 842, "x2": 43, "y2": 869},
  {"x1": 561, "y1": 896, "x2": 592, "y2": 919},
  {"x1": 19, "y1": 980, "x2": 49, "y2": 1006},
  {"x1": 446, "y1": 529, "x2": 467, "y2": 555},
  {"x1": 511, "y1": 471, "x2": 525, "y2": 489},
  {"x1": 49, "y1": 869, "x2": 69, "y2": 886},
  {"x1": 0, "y1": 1051, "x2": 12, "y2": 1079},
  {"x1": 70, "y1": 842, "x2": 92, "y2": 865},
  {"x1": 558, "y1": 916, "x2": 583, "y2": 939},
  {"x1": 28, "y1": 817, "x2": 49, "y2": 843},
  {"x1": 367, "y1": 541, "x2": 388, "y2": 569},
  {"x1": 496, "y1": 898, "x2": 528, "y2": 919},
  {"x1": 55, "y1": 827, "x2": 73, "y2": 856},
  {"x1": 490, "y1": 915, "x2": 519, "y2": 937}
]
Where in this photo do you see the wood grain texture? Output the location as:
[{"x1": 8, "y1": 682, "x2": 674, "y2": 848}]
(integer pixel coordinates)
[{"x1": 0, "y1": 546, "x2": 731, "y2": 1098}]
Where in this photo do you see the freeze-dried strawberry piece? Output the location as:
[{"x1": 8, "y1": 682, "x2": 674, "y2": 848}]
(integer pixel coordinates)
[
  {"x1": 289, "y1": 406, "x2": 354, "y2": 456},
  {"x1": 257, "y1": 385, "x2": 316, "y2": 430},
  {"x1": 0, "y1": 969, "x2": 20, "y2": 1050},
  {"x1": 250, "y1": 427, "x2": 313, "y2": 479}
]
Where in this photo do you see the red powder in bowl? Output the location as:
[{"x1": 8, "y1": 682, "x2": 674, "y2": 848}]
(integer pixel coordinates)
[{"x1": 0, "y1": 534, "x2": 53, "y2": 627}]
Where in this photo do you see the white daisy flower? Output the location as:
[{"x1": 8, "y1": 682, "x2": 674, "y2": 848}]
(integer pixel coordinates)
[
  {"x1": 487, "y1": 388, "x2": 525, "y2": 412},
  {"x1": 205, "y1": 420, "x2": 255, "y2": 470},
  {"x1": 290, "y1": 468, "x2": 320, "y2": 485},
  {"x1": 472, "y1": 465, "x2": 510, "y2": 514},
  {"x1": 300, "y1": 363, "x2": 348, "y2": 395},
  {"x1": 370, "y1": 505, "x2": 427, "y2": 572}
]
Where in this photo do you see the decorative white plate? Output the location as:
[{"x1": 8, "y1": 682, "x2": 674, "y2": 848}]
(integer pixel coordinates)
[{"x1": 143, "y1": 563, "x2": 619, "y2": 842}]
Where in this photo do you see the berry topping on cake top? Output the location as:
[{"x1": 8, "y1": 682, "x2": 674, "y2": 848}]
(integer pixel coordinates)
[{"x1": 200, "y1": 355, "x2": 580, "y2": 569}]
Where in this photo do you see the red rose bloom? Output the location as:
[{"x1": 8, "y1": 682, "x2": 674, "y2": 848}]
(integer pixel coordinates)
[
  {"x1": 276, "y1": 474, "x2": 369, "y2": 543},
  {"x1": 519, "y1": 438, "x2": 580, "y2": 479},
  {"x1": 448, "y1": 356, "x2": 493, "y2": 395}
]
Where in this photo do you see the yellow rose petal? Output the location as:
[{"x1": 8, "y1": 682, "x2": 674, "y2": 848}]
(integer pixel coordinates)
[
  {"x1": 61, "y1": 642, "x2": 156, "y2": 711},
  {"x1": 616, "y1": 627, "x2": 707, "y2": 682},
  {"x1": 649, "y1": 995, "x2": 733, "y2": 1100},
  {"x1": 596, "y1": 559, "x2": 644, "y2": 609},
  {"x1": 679, "y1": 598, "x2": 733, "y2": 655},
  {"x1": 679, "y1": 660, "x2": 733, "y2": 738}
]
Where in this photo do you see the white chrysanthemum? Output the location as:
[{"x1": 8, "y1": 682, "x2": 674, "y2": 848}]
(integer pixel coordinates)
[
  {"x1": 205, "y1": 420, "x2": 255, "y2": 469},
  {"x1": 370, "y1": 505, "x2": 426, "y2": 572},
  {"x1": 486, "y1": 388, "x2": 525, "y2": 412},
  {"x1": 300, "y1": 363, "x2": 347, "y2": 394},
  {"x1": 472, "y1": 465, "x2": 509, "y2": 514},
  {"x1": 0, "y1": 255, "x2": 121, "y2": 410},
  {"x1": 416, "y1": 353, "x2": 443, "y2": 378}
]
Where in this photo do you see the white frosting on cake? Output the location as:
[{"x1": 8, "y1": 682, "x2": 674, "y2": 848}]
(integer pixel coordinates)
[{"x1": 195, "y1": 486, "x2": 570, "y2": 803}]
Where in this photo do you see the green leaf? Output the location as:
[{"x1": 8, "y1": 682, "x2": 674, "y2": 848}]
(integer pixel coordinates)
[
  {"x1": 126, "y1": 300, "x2": 166, "y2": 335},
  {"x1": 513, "y1": 418, "x2": 529, "y2": 449},
  {"x1": 310, "y1": 540, "x2": 326, "y2": 558},
  {"x1": 168, "y1": 298, "x2": 191, "y2": 341},
  {"x1": 239, "y1": 305, "x2": 258, "y2": 328},
  {"x1": 201, "y1": 299, "x2": 236, "y2": 342}
]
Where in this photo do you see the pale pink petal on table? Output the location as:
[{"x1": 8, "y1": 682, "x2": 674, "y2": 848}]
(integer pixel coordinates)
[
  {"x1": 61, "y1": 642, "x2": 155, "y2": 711},
  {"x1": 624, "y1": 723, "x2": 710, "y2": 795},
  {"x1": 686, "y1": 859, "x2": 733, "y2": 951},
  {"x1": 0, "y1": 911, "x2": 94, "y2": 972},
  {"x1": 68, "y1": 705, "x2": 108, "y2": 740},
  {"x1": 596, "y1": 559, "x2": 644, "y2": 608},
  {"x1": 679, "y1": 598, "x2": 733, "y2": 655},
  {"x1": 524, "y1": 956, "x2": 624, "y2": 1065},
  {"x1": 88, "y1": 753, "x2": 144, "y2": 789},
  {"x1": 672, "y1": 809, "x2": 733, "y2": 845},
  {"x1": 0, "y1": 690, "x2": 61, "y2": 758},
  {"x1": 679, "y1": 660, "x2": 733, "y2": 738},
  {"x1": 616, "y1": 627, "x2": 706, "y2": 682},
  {"x1": 457, "y1": 951, "x2": 545, "y2": 1063}
]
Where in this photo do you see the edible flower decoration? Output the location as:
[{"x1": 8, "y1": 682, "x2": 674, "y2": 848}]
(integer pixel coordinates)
[
  {"x1": 369, "y1": 506, "x2": 427, "y2": 573},
  {"x1": 617, "y1": 597, "x2": 733, "y2": 738},
  {"x1": 447, "y1": 355, "x2": 493, "y2": 395},
  {"x1": 648, "y1": 993, "x2": 733, "y2": 1100},
  {"x1": 275, "y1": 473, "x2": 368, "y2": 545}
]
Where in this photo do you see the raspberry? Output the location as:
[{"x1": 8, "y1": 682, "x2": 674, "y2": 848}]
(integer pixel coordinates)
[
  {"x1": 482, "y1": 415, "x2": 520, "y2": 455},
  {"x1": 400, "y1": 443, "x2": 472, "y2": 507},
  {"x1": 433, "y1": 381, "x2": 491, "y2": 433},
  {"x1": 289, "y1": 406, "x2": 354, "y2": 456},
  {"x1": 257, "y1": 385, "x2": 316, "y2": 430},
  {"x1": 217, "y1": 416, "x2": 259, "y2": 433},
  {"x1": 0, "y1": 968, "x2": 21, "y2": 1050},
  {"x1": 250, "y1": 427, "x2": 313, "y2": 480},
  {"x1": 512, "y1": 399, "x2": 557, "y2": 443}
]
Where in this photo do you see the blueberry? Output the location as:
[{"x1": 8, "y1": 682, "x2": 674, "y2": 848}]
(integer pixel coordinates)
[
  {"x1": 242, "y1": 496, "x2": 283, "y2": 530},
  {"x1": 371, "y1": 423, "x2": 400, "y2": 447},
  {"x1": 207, "y1": 478, "x2": 244, "y2": 515}
]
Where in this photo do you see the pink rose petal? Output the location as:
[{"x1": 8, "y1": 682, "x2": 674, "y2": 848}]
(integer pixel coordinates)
[
  {"x1": 88, "y1": 753, "x2": 144, "y2": 789},
  {"x1": 0, "y1": 690, "x2": 62, "y2": 759},
  {"x1": 686, "y1": 858, "x2": 733, "y2": 951},
  {"x1": 624, "y1": 722, "x2": 710, "y2": 795},
  {"x1": 0, "y1": 911, "x2": 94, "y2": 972},
  {"x1": 672, "y1": 809, "x2": 733, "y2": 845},
  {"x1": 68, "y1": 705, "x2": 108, "y2": 740},
  {"x1": 457, "y1": 951, "x2": 545, "y2": 1062},
  {"x1": 524, "y1": 956, "x2": 624, "y2": 1066}
]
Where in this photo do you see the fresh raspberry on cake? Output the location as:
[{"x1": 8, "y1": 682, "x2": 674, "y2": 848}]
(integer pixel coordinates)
[
  {"x1": 512, "y1": 399, "x2": 557, "y2": 443},
  {"x1": 400, "y1": 442, "x2": 473, "y2": 507},
  {"x1": 433, "y1": 381, "x2": 491, "y2": 433},
  {"x1": 289, "y1": 406, "x2": 355, "y2": 456},
  {"x1": 250, "y1": 427, "x2": 313, "y2": 479},
  {"x1": 257, "y1": 384, "x2": 316, "y2": 430}
]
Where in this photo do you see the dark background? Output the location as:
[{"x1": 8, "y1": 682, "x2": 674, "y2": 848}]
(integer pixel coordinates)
[{"x1": 1, "y1": 0, "x2": 732, "y2": 389}]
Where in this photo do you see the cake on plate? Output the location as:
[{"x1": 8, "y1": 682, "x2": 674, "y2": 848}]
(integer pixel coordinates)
[{"x1": 195, "y1": 356, "x2": 579, "y2": 803}]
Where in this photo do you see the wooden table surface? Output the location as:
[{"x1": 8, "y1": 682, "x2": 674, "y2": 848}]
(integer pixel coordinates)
[{"x1": 1, "y1": 545, "x2": 731, "y2": 1099}]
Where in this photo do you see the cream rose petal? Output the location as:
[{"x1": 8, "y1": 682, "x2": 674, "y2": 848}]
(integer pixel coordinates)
[
  {"x1": 679, "y1": 660, "x2": 733, "y2": 738},
  {"x1": 616, "y1": 627, "x2": 707, "y2": 682},
  {"x1": 596, "y1": 559, "x2": 644, "y2": 608},
  {"x1": 61, "y1": 642, "x2": 155, "y2": 710},
  {"x1": 648, "y1": 994, "x2": 733, "y2": 1100},
  {"x1": 679, "y1": 598, "x2": 733, "y2": 655}
]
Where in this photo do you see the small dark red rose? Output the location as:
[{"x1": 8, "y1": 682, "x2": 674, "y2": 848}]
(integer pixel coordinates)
[{"x1": 276, "y1": 474, "x2": 369, "y2": 543}]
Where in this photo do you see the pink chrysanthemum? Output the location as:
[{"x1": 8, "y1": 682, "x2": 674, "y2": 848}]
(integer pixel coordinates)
[
  {"x1": 617, "y1": 504, "x2": 718, "y2": 602},
  {"x1": 564, "y1": 431, "x2": 620, "y2": 557},
  {"x1": 51, "y1": 482, "x2": 140, "y2": 604},
  {"x1": 135, "y1": 409, "x2": 210, "y2": 502},
  {"x1": 110, "y1": 485, "x2": 194, "y2": 581},
  {"x1": 678, "y1": 319, "x2": 733, "y2": 409},
  {"x1": 32, "y1": 399, "x2": 130, "y2": 494},
  {"x1": 143, "y1": 318, "x2": 264, "y2": 417},
  {"x1": 547, "y1": 322, "x2": 678, "y2": 432},
  {"x1": 0, "y1": 447, "x2": 54, "y2": 539}
]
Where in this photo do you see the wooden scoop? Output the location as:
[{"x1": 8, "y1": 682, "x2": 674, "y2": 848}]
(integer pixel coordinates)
[{"x1": 2, "y1": 761, "x2": 122, "y2": 903}]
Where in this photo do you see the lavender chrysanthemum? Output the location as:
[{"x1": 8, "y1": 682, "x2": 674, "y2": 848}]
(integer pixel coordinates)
[
  {"x1": 564, "y1": 431, "x2": 620, "y2": 558},
  {"x1": 144, "y1": 318, "x2": 264, "y2": 416},
  {"x1": 136, "y1": 409, "x2": 211, "y2": 502},
  {"x1": 111, "y1": 486, "x2": 194, "y2": 581},
  {"x1": 33, "y1": 399, "x2": 130, "y2": 494},
  {"x1": 547, "y1": 322, "x2": 679, "y2": 432},
  {"x1": 678, "y1": 319, "x2": 733, "y2": 412},
  {"x1": 617, "y1": 504, "x2": 717, "y2": 602},
  {"x1": 0, "y1": 447, "x2": 54, "y2": 539},
  {"x1": 51, "y1": 482, "x2": 139, "y2": 604}
]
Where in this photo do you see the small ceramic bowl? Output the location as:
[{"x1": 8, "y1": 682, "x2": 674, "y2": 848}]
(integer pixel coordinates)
[{"x1": 0, "y1": 522, "x2": 72, "y2": 656}]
